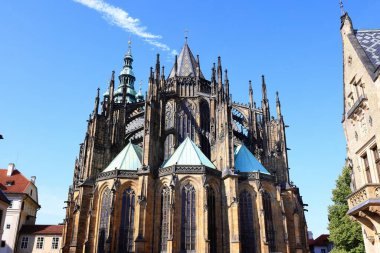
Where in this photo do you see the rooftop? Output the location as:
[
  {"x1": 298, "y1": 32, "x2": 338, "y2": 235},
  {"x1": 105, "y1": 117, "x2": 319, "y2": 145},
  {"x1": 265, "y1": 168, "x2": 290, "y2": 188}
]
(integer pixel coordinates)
[
  {"x1": 103, "y1": 142, "x2": 142, "y2": 172},
  {"x1": 355, "y1": 29, "x2": 380, "y2": 69},
  {"x1": 162, "y1": 137, "x2": 215, "y2": 169},
  {"x1": 0, "y1": 169, "x2": 31, "y2": 194},
  {"x1": 234, "y1": 144, "x2": 270, "y2": 174},
  {"x1": 19, "y1": 225, "x2": 64, "y2": 235}
]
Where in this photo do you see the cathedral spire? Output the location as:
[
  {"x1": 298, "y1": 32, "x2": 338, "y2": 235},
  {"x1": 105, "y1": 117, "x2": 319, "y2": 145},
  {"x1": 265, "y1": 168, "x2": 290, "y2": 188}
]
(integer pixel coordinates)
[
  {"x1": 261, "y1": 75, "x2": 270, "y2": 121},
  {"x1": 169, "y1": 41, "x2": 204, "y2": 78},
  {"x1": 116, "y1": 39, "x2": 137, "y2": 103},
  {"x1": 276, "y1": 91, "x2": 282, "y2": 118},
  {"x1": 211, "y1": 63, "x2": 216, "y2": 95},
  {"x1": 155, "y1": 54, "x2": 160, "y2": 82},
  {"x1": 249, "y1": 80, "x2": 254, "y2": 108},
  {"x1": 224, "y1": 69, "x2": 229, "y2": 96},
  {"x1": 217, "y1": 56, "x2": 223, "y2": 90},
  {"x1": 94, "y1": 87, "x2": 100, "y2": 115}
]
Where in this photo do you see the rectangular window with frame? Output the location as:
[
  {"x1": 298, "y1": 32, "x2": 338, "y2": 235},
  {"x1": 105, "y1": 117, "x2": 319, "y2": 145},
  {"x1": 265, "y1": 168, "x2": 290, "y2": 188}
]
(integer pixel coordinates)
[
  {"x1": 36, "y1": 237, "x2": 44, "y2": 249},
  {"x1": 363, "y1": 154, "x2": 372, "y2": 183},
  {"x1": 372, "y1": 145, "x2": 380, "y2": 181},
  {"x1": 21, "y1": 237, "x2": 28, "y2": 249},
  {"x1": 51, "y1": 237, "x2": 59, "y2": 249}
]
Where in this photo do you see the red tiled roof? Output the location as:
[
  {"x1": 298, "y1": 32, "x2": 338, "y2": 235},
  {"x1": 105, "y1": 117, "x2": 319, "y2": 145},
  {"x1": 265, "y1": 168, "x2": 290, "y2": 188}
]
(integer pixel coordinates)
[
  {"x1": 313, "y1": 234, "x2": 330, "y2": 246},
  {"x1": 0, "y1": 169, "x2": 31, "y2": 193},
  {"x1": 19, "y1": 225, "x2": 64, "y2": 235}
]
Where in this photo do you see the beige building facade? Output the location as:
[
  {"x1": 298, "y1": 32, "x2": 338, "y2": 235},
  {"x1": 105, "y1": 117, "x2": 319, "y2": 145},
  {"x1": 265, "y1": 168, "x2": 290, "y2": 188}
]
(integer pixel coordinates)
[
  {"x1": 16, "y1": 225, "x2": 63, "y2": 253},
  {"x1": 341, "y1": 12, "x2": 380, "y2": 253},
  {"x1": 0, "y1": 164, "x2": 40, "y2": 253},
  {"x1": 62, "y1": 40, "x2": 309, "y2": 253}
]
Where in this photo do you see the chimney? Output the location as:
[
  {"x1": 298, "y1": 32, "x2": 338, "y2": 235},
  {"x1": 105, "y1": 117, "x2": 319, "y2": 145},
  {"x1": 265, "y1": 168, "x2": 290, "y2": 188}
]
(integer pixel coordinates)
[
  {"x1": 7, "y1": 163, "x2": 15, "y2": 176},
  {"x1": 30, "y1": 176, "x2": 36, "y2": 184}
]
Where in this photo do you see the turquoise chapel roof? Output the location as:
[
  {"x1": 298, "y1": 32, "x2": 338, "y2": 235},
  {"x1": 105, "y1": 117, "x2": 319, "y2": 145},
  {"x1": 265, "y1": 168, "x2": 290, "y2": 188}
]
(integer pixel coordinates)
[
  {"x1": 234, "y1": 144, "x2": 270, "y2": 174},
  {"x1": 162, "y1": 137, "x2": 216, "y2": 169},
  {"x1": 103, "y1": 142, "x2": 142, "y2": 172}
]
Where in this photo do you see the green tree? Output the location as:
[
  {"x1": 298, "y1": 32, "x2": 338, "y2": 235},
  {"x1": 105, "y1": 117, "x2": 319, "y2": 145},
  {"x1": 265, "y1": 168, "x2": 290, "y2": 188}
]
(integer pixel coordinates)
[{"x1": 328, "y1": 166, "x2": 364, "y2": 253}]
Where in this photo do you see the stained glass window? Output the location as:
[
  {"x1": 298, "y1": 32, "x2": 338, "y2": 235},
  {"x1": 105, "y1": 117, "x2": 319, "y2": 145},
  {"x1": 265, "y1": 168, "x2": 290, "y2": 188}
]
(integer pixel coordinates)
[
  {"x1": 181, "y1": 183, "x2": 196, "y2": 252},
  {"x1": 263, "y1": 191, "x2": 275, "y2": 252},
  {"x1": 98, "y1": 188, "x2": 111, "y2": 253},
  {"x1": 160, "y1": 187, "x2": 171, "y2": 252},
  {"x1": 208, "y1": 187, "x2": 216, "y2": 253},
  {"x1": 118, "y1": 187, "x2": 135, "y2": 253},
  {"x1": 239, "y1": 190, "x2": 255, "y2": 253},
  {"x1": 200, "y1": 101, "x2": 211, "y2": 158}
]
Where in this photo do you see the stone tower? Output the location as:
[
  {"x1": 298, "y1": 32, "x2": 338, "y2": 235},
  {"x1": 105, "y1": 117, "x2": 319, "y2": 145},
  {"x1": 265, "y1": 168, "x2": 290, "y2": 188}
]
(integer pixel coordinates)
[{"x1": 341, "y1": 11, "x2": 380, "y2": 252}]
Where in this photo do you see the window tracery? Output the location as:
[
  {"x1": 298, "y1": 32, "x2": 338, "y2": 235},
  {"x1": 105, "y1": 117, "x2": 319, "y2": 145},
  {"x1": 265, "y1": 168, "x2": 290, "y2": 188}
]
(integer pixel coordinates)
[
  {"x1": 262, "y1": 191, "x2": 275, "y2": 252},
  {"x1": 98, "y1": 188, "x2": 111, "y2": 253},
  {"x1": 207, "y1": 187, "x2": 217, "y2": 253},
  {"x1": 239, "y1": 190, "x2": 255, "y2": 253},
  {"x1": 118, "y1": 187, "x2": 135, "y2": 252},
  {"x1": 160, "y1": 187, "x2": 171, "y2": 252},
  {"x1": 177, "y1": 101, "x2": 196, "y2": 143},
  {"x1": 181, "y1": 183, "x2": 196, "y2": 252}
]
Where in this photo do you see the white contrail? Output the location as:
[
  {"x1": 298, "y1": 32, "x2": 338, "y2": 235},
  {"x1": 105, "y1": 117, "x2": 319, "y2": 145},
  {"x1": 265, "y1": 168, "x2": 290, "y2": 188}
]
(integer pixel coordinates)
[{"x1": 73, "y1": 0, "x2": 174, "y2": 54}]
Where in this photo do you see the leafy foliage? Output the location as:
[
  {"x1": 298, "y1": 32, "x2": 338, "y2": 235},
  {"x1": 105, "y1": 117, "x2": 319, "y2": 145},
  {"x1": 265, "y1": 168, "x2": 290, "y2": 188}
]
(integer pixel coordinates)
[{"x1": 328, "y1": 166, "x2": 364, "y2": 253}]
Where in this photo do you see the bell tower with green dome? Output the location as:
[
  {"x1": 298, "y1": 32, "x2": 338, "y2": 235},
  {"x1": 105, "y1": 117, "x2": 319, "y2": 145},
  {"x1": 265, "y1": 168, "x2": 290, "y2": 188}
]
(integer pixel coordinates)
[{"x1": 114, "y1": 40, "x2": 137, "y2": 104}]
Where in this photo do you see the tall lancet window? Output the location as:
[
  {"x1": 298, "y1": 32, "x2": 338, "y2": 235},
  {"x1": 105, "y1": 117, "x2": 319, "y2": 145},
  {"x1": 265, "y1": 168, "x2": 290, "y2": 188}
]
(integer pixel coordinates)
[
  {"x1": 181, "y1": 183, "x2": 196, "y2": 252},
  {"x1": 239, "y1": 190, "x2": 255, "y2": 253},
  {"x1": 164, "y1": 134, "x2": 175, "y2": 161},
  {"x1": 98, "y1": 188, "x2": 111, "y2": 253},
  {"x1": 263, "y1": 192, "x2": 275, "y2": 252},
  {"x1": 177, "y1": 101, "x2": 196, "y2": 143},
  {"x1": 118, "y1": 187, "x2": 135, "y2": 253},
  {"x1": 207, "y1": 188, "x2": 217, "y2": 253},
  {"x1": 160, "y1": 187, "x2": 171, "y2": 252},
  {"x1": 200, "y1": 100, "x2": 211, "y2": 158}
]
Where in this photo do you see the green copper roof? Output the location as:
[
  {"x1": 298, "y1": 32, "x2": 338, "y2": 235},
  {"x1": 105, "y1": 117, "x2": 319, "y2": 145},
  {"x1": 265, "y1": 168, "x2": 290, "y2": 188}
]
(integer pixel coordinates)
[
  {"x1": 162, "y1": 137, "x2": 216, "y2": 169},
  {"x1": 103, "y1": 142, "x2": 142, "y2": 172},
  {"x1": 234, "y1": 144, "x2": 270, "y2": 174}
]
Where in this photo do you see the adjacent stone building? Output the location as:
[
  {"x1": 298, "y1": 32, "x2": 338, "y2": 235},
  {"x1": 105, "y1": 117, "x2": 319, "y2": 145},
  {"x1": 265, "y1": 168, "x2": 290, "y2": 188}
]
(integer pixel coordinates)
[
  {"x1": 0, "y1": 163, "x2": 40, "y2": 253},
  {"x1": 341, "y1": 11, "x2": 380, "y2": 253},
  {"x1": 62, "y1": 40, "x2": 309, "y2": 253}
]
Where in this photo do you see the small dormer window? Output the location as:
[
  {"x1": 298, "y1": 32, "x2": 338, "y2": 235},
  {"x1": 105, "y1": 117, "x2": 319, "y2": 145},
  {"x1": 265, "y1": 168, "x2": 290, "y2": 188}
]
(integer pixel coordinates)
[
  {"x1": 348, "y1": 56, "x2": 352, "y2": 65},
  {"x1": 6, "y1": 181, "x2": 14, "y2": 186}
]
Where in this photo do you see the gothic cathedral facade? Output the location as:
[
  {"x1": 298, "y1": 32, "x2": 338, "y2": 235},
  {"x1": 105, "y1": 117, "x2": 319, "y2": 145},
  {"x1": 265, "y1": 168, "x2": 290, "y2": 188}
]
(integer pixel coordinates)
[{"x1": 61, "y1": 40, "x2": 309, "y2": 253}]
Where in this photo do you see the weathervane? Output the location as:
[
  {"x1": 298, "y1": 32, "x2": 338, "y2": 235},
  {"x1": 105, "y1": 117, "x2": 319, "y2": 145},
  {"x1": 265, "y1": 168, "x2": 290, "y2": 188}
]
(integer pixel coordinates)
[
  {"x1": 184, "y1": 29, "x2": 189, "y2": 42},
  {"x1": 339, "y1": 0, "x2": 345, "y2": 16}
]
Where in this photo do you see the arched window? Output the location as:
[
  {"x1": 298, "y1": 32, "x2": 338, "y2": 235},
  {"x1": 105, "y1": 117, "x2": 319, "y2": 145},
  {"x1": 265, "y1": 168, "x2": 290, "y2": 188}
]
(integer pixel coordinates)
[
  {"x1": 200, "y1": 100, "x2": 211, "y2": 158},
  {"x1": 294, "y1": 213, "x2": 301, "y2": 245},
  {"x1": 239, "y1": 190, "x2": 255, "y2": 253},
  {"x1": 262, "y1": 192, "x2": 275, "y2": 252},
  {"x1": 118, "y1": 187, "x2": 135, "y2": 252},
  {"x1": 181, "y1": 183, "x2": 196, "y2": 252},
  {"x1": 160, "y1": 187, "x2": 171, "y2": 252},
  {"x1": 164, "y1": 134, "x2": 175, "y2": 161},
  {"x1": 177, "y1": 101, "x2": 196, "y2": 143},
  {"x1": 98, "y1": 188, "x2": 111, "y2": 253},
  {"x1": 208, "y1": 187, "x2": 216, "y2": 253}
]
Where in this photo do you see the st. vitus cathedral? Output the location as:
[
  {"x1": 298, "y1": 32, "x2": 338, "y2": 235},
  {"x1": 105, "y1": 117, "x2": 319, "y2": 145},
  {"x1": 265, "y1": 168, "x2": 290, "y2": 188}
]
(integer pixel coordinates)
[{"x1": 62, "y1": 39, "x2": 309, "y2": 253}]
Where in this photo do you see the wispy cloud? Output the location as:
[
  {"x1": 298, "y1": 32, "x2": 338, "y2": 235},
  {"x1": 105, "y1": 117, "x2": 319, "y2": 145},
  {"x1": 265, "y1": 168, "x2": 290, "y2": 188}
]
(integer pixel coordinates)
[{"x1": 73, "y1": 0, "x2": 175, "y2": 56}]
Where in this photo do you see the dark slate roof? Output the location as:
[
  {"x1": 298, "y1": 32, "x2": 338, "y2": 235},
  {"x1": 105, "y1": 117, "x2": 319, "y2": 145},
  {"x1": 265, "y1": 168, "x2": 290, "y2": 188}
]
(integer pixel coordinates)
[
  {"x1": 19, "y1": 225, "x2": 64, "y2": 235},
  {"x1": 169, "y1": 42, "x2": 205, "y2": 79},
  {"x1": 356, "y1": 30, "x2": 380, "y2": 69},
  {"x1": 0, "y1": 189, "x2": 10, "y2": 205}
]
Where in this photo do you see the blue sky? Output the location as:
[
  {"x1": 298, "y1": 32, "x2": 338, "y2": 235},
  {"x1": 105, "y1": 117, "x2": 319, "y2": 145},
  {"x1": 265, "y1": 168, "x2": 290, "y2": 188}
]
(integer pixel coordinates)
[{"x1": 0, "y1": 0, "x2": 379, "y2": 237}]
